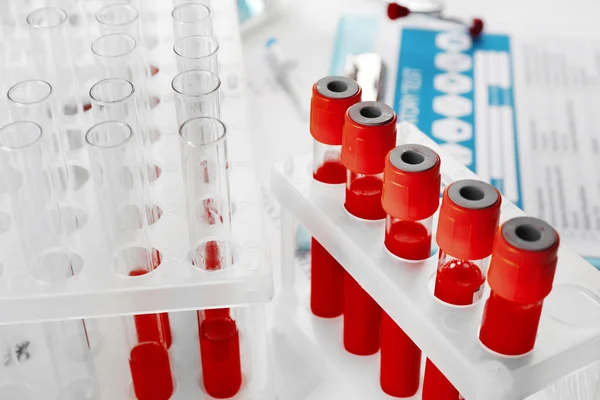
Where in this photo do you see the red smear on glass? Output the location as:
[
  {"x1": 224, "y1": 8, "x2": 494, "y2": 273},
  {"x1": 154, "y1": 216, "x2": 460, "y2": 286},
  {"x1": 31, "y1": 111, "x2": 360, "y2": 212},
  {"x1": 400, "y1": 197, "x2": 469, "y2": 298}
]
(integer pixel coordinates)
[
  {"x1": 422, "y1": 358, "x2": 460, "y2": 400},
  {"x1": 434, "y1": 259, "x2": 485, "y2": 306},
  {"x1": 310, "y1": 238, "x2": 344, "y2": 318},
  {"x1": 130, "y1": 342, "x2": 174, "y2": 400},
  {"x1": 313, "y1": 160, "x2": 346, "y2": 184},
  {"x1": 385, "y1": 220, "x2": 431, "y2": 260},
  {"x1": 83, "y1": 103, "x2": 92, "y2": 112},
  {"x1": 151, "y1": 96, "x2": 160, "y2": 108},
  {"x1": 199, "y1": 317, "x2": 242, "y2": 399},
  {"x1": 380, "y1": 311, "x2": 421, "y2": 397},
  {"x1": 480, "y1": 292, "x2": 543, "y2": 355},
  {"x1": 343, "y1": 272, "x2": 381, "y2": 355},
  {"x1": 150, "y1": 65, "x2": 160, "y2": 76},
  {"x1": 345, "y1": 175, "x2": 386, "y2": 220}
]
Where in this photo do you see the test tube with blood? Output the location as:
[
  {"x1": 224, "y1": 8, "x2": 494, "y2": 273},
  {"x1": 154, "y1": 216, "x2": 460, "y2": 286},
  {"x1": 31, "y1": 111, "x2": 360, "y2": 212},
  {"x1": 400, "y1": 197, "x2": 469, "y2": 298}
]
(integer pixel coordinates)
[
  {"x1": 340, "y1": 101, "x2": 397, "y2": 355},
  {"x1": 380, "y1": 144, "x2": 441, "y2": 397},
  {"x1": 179, "y1": 117, "x2": 242, "y2": 398},
  {"x1": 422, "y1": 179, "x2": 501, "y2": 400},
  {"x1": 86, "y1": 121, "x2": 174, "y2": 400},
  {"x1": 309, "y1": 76, "x2": 361, "y2": 318},
  {"x1": 480, "y1": 217, "x2": 559, "y2": 356}
]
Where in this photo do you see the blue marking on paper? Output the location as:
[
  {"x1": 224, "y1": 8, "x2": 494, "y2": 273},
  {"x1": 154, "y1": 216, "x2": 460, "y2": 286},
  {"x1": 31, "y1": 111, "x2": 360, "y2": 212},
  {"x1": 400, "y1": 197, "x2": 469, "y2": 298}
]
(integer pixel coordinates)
[
  {"x1": 394, "y1": 29, "x2": 523, "y2": 209},
  {"x1": 488, "y1": 86, "x2": 513, "y2": 106}
]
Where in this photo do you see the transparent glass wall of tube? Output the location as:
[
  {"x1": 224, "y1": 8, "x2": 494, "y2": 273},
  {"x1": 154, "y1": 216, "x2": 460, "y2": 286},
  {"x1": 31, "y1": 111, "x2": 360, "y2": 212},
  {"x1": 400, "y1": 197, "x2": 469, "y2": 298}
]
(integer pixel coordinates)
[
  {"x1": 0, "y1": 121, "x2": 75, "y2": 283},
  {"x1": 27, "y1": 7, "x2": 85, "y2": 152},
  {"x1": 6, "y1": 80, "x2": 71, "y2": 195},
  {"x1": 172, "y1": 69, "x2": 221, "y2": 127},
  {"x1": 85, "y1": 120, "x2": 157, "y2": 277},
  {"x1": 91, "y1": 33, "x2": 157, "y2": 180},
  {"x1": 171, "y1": 3, "x2": 213, "y2": 41},
  {"x1": 44, "y1": 320, "x2": 99, "y2": 400},
  {"x1": 95, "y1": 4, "x2": 155, "y2": 80},
  {"x1": 173, "y1": 35, "x2": 219, "y2": 74},
  {"x1": 180, "y1": 117, "x2": 232, "y2": 269}
]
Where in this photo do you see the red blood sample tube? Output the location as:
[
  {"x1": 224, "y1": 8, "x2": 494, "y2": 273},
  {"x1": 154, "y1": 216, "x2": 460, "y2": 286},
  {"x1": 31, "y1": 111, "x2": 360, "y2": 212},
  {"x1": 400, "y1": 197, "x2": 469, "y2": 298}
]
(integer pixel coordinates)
[
  {"x1": 341, "y1": 101, "x2": 397, "y2": 355},
  {"x1": 198, "y1": 309, "x2": 243, "y2": 398},
  {"x1": 480, "y1": 216, "x2": 559, "y2": 356},
  {"x1": 423, "y1": 179, "x2": 501, "y2": 400},
  {"x1": 380, "y1": 144, "x2": 441, "y2": 397},
  {"x1": 310, "y1": 76, "x2": 362, "y2": 318}
]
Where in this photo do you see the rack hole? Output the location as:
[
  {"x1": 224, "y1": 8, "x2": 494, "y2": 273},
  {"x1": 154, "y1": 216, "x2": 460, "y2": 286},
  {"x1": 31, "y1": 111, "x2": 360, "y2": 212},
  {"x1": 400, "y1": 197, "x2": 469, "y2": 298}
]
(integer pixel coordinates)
[
  {"x1": 33, "y1": 251, "x2": 84, "y2": 283},
  {"x1": 117, "y1": 247, "x2": 162, "y2": 277}
]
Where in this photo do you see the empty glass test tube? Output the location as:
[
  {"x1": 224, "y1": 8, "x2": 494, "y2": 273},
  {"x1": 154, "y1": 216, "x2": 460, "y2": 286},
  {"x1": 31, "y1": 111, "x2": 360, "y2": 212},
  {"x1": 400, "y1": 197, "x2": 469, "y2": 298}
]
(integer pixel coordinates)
[
  {"x1": 6, "y1": 80, "x2": 67, "y2": 189},
  {"x1": 179, "y1": 117, "x2": 232, "y2": 270},
  {"x1": 44, "y1": 320, "x2": 99, "y2": 400},
  {"x1": 0, "y1": 121, "x2": 77, "y2": 283},
  {"x1": 91, "y1": 34, "x2": 154, "y2": 149},
  {"x1": 172, "y1": 69, "x2": 221, "y2": 127},
  {"x1": 27, "y1": 7, "x2": 85, "y2": 151},
  {"x1": 171, "y1": 3, "x2": 213, "y2": 41},
  {"x1": 173, "y1": 35, "x2": 219, "y2": 74},
  {"x1": 85, "y1": 121, "x2": 174, "y2": 399},
  {"x1": 95, "y1": 4, "x2": 158, "y2": 78}
]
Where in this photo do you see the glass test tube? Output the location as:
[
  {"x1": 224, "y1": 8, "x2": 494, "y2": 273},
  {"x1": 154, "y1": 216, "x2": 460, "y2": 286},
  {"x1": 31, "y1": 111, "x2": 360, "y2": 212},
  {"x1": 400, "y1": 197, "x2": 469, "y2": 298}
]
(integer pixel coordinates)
[
  {"x1": 480, "y1": 217, "x2": 559, "y2": 356},
  {"x1": 95, "y1": 4, "x2": 158, "y2": 78},
  {"x1": 173, "y1": 35, "x2": 219, "y2": 74},
  {"x1": 379, "y1": 144, "x2": 441, "y2": 398},
  {"x1": 44, "y1": 320, "x2": 99, "y2": 400},
  {"x1": 91, "y1": 34, "x2": 156, "y2": 167},
  {"x1": 0, "y1": 121, "x2": 75, "y2": 283},
  {"x1": 27, "y1": 7, "x2": 85, "y2": 151},
  {"x1": 171, "y1": 3, "x2": 213, "y2": 41},
  {"x1": 172, "y1": 69, "x2": 221, "y2": 127},
  {"x1": 309, "y1": 76, "x2": 361, "y2": 319},
  {"x1": 85, "y1": 121, "x2": 173, "y2": 400},
  {"x1": 6, "y1": 79, "x2": 66, "y2": 187},
  {"x1": 179, "y1": 117, "x2": 232, "y2": 269},
  {"x1": 340, "y1": 101, "x2": 397, "y2": 357},
  {"x1": 422, "y1": 179, "x2": 501, "y2": 400},
  {"x1": 179, "y1": 117, "x2": 242, "y2": 397},
  {"x1": 173, "y1": 0, "x2": 211, "y2": 7}
]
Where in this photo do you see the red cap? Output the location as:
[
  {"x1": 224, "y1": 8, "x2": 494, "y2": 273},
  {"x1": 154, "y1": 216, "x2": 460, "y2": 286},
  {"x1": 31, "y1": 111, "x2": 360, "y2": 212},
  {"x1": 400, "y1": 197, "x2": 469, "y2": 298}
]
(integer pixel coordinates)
[
  {"x1": 436, "y1": 179, "x2": 501, "y2": 260},
  {"x1": 487, "y1": 217, "x2": 559, "y2": 303},
  {"x1": 341, "y1": 101, "x2": 397, "y2": 175},
  {"x1": 382, "y1": 144, "x2": 441, "y2": 221},
  {"x1": 310, "y1": 76, "x2": 361, "y2": 145}
]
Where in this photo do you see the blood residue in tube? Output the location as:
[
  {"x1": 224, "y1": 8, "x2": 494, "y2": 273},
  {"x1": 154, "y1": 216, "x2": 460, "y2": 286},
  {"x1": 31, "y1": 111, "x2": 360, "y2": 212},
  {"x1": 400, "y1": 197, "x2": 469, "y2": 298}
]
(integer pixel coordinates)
[
  {"x1": 434, "y1": 259, "x2": 485, "y2": 306},
  {"x1": 313, "y1": 160, "x2": 346, "y2": 184},
  {"x1": 345, "y1": 175, "x2": 386, "y2": 220},
  {"x1": 385, "y1": 220, "x2": 431, "y2": 260}
]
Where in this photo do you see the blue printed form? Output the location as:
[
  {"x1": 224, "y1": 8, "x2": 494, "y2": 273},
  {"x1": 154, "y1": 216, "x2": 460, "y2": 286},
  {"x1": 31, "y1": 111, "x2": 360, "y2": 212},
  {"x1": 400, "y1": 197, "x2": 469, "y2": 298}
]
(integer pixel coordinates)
[{"x1": 394, "y1": 29, "x2": 522, "y2": 209}]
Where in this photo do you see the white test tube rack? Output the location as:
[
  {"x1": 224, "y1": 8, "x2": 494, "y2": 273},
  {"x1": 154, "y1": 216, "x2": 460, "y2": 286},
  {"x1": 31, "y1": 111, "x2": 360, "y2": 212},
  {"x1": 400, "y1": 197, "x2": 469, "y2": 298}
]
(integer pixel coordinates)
[{"x1": 271, "y1": 122, "x2": 600, "y2": 400}]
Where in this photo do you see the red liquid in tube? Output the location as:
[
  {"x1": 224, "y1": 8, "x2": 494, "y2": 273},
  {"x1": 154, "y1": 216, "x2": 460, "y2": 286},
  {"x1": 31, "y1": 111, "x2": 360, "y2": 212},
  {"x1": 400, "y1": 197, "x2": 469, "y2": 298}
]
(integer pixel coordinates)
[
  {"x1": 341, "y1": 101, "x2": 397, "y2": 355},
  {"x1": 480, "y1": 217, "x2": 559, "y2": 356},
  {"x1": 379, "y1": 144, "x2": 440, "y2": 396},
  {"x1": 309, "y1": 76, "x2": 362, "y2": 318},
  {"x1": 385, "y1": 219, "x2": 431, "y2": 261},
  {"x1": 423, "y1": 179, "x2": 501, "y2": 400},
  {"x1": 199, "y1": 317, "x2": 243, "y2": 399},
  {"x1": 130, "y1": 342, "x2": 174, "y2": 400}
]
